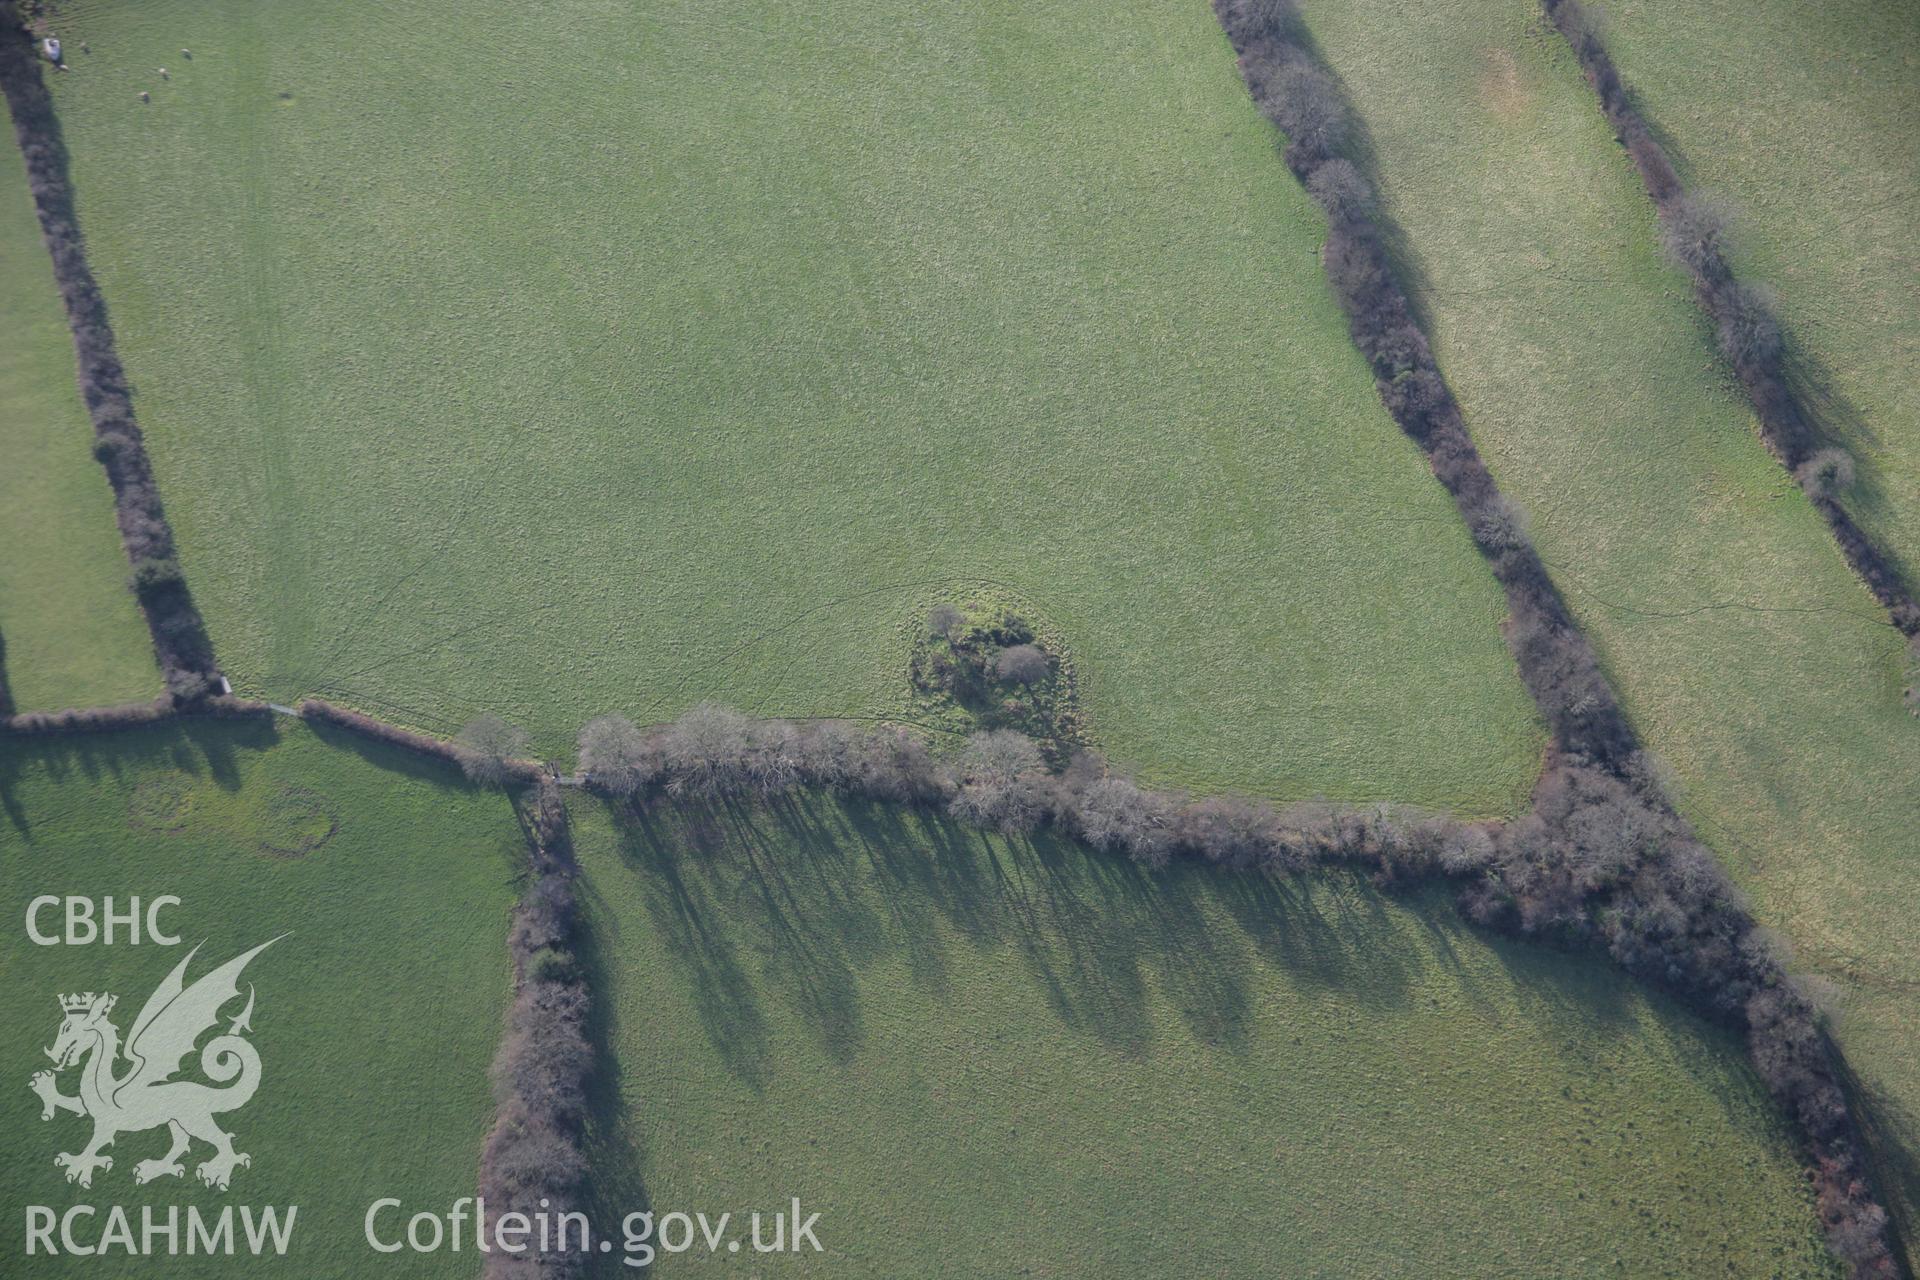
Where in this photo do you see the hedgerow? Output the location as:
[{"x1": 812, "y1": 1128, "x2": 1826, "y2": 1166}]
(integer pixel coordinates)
[
  {"x1": 478, "y1": 781, "x2": 592, "y2": 1277},
  {"x1": 1541, "y1": 0, "x2": 1918, "y2": 637},
  {"x1": 1211, "y1": 3, "x2": 1902, "y2": 1270}
]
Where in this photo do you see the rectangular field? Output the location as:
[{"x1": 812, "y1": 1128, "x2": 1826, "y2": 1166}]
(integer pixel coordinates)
[
  {"x1": 36, "y1": 0, "x2": 1542, "y2": 809},
  {"x1": 0, "y1": 140, "x2": 155, "y2": 711},
  {"x1": 573, "y1": 794, "x2": 1831, "y2": 1278},
  {"x1": 1300, "y1": 0, "x2": 1920, "y2": 1252},
  {"x1": 0, "y1": 719, "x2": 521, "y2": 1276}
]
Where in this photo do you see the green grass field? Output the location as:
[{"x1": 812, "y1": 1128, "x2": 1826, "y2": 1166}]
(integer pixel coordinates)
[
  {"x1": 1601, "y1": 0, "x2": 1920, "y2": 584},
  {"x1": 0, "y1": 719, "x2": 521, "y2": 1276},
  {"x1": 35, "y1": 0, "x2": 1543, "y2": 809},
  {"x1": 1299, "y1": 0, "x2": 1920, "y2": 1252},
  {"x1": 0, "y1": 138, "x2": 156, "y2": 712},
  {"x1": 573, "y1": 794, "x2": 1833, "y2": 1277}
]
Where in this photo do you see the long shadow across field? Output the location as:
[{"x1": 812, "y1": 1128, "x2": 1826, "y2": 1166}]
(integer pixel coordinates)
[
  {"x1": 0, "y1": 714, "x2": 280, "y2": 835},
  {"x1": 600, "y1": 792, "x2": 1648, "y2": 1092}
]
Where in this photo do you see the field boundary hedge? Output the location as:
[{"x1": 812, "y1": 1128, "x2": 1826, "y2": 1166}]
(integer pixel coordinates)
[
  {"x1": 1540, "y1": 0, "x2": 1918, "y2": 638},
  {"x1": 0, "y1": 694, "x2": 269, "y2": 736},
  {"x1": 1208, "y1": 2, "x2": 1900, "y2": 1272},
  {"x1": 475, "y1": 780, "x2": 592, "y2": 1278},
  {"x1": 0, "y1": 25, "x2": 221, "y2": 699}
]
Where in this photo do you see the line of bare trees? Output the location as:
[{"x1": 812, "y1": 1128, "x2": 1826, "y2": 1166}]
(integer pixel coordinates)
[
  {"x1": 478, "y1": 781, "x2": 592, "y2": 1277},
  {"x1": 1541, "y1": 0, "x2": 1918, "y2": 638},
  {"x1": 578, "y1": 704, "x2": 1483, "y2": 884},
  {"x1": 1210, "y1": 2, "x2": 1899, "y2": 1272},
  {"x1": 0, "y1": 26, "x2": 221, "y2": 699}
]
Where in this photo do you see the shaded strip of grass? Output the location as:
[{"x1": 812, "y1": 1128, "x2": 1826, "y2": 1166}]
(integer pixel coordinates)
[
  {"x1": 297, "y1": 697, "x2": 543, "y2": 785},
  {"x1": 1540, "y1": 0, "x2": 1918, "y2": 639},
  {"x1": 0, "y1": 27, "x2": 220, "y2": 699}
]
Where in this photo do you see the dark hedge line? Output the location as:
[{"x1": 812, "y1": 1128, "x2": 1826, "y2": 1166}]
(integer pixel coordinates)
[
  {"x1": 1, "y1": 694, "x2": 268, "y2": 736},
  {"x1": 296, "y1": 699, "x2": 542, "y2": 785},
  {"x1": 579, "y1": 704, "x2": 1486, "y2": 882},
  {"x1": 0, "y1": 26, "x2": 223, "y2": 697},
  {"x1": 478, "y1": 781, "x2": 592, "y2": 1278},
  {"x1": 1211, "y1": 3, "x2": 1900, "y2": 1272},
  {"x1": 1541, "y1": 0, "x2": 1918, "y2": 637},
  {"x1": 1212, "y1": 0, "x2": 1629, "y2": 768}
]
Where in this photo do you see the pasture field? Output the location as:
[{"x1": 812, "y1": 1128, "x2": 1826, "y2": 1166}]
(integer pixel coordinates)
[
  {"x1": 35, "y1": 0, "x2": 1541, "y2": 809},
  {"x1": 0, "y1": 138, "x2": 155, "y2": 711},
  {"x1": 0, "y1": 718, "x2": 521, "y2": 1276},
  {"x1": 572, "y1": 794, "x2": 1833, "y2": 1278},
  {"x1": 1300, "y1": 0, "x2": 1920, "y2": 1249},
  {"x1": 1601, "y1": 0, "x2": 1920, "y2": 582}
]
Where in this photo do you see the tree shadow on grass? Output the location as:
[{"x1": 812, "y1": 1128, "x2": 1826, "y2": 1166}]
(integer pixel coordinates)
[
  {"x1": 599, "y1": 792, "x2": 1467, "y2": 1088},
  {"x1": 574, "y1": 866, "x2": 652, "y2": 1261},
  {"x1": 0, "y1": 713, "x2": 281, "y2": 838},
  {"x1": 1832, "y1": 1043, "x2": 1920, "y2": 1276},
  {"x1": 301, "y1": 716, "x2": 489, "y2": 793},
  {"x1": 609, "y1": 800, "x2": 774, "y2": 1091}
]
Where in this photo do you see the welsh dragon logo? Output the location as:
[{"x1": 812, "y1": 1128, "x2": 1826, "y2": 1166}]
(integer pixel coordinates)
[{"x1": 29, "y1": 937, "x2": 282, "y2": 1191}]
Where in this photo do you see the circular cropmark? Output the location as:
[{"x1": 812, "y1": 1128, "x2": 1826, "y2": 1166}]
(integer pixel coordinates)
[
  {"x1": 128, "y1": 773, "x2": 196, "y2": 834},
  {"x1": 257, "y1": 786, "x2": 339, "y2": 858}
]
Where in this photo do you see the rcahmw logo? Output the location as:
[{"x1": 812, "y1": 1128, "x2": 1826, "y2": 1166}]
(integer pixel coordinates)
[{"x1": 22, "y1": 925, "x2": 299, "y2": 1259}]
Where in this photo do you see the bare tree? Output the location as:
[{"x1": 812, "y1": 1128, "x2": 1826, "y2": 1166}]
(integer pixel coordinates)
[
  {"x1": 994, "y1": 643, "x2": 1049, "y2": 686},
  {"x1": 1658, "y1": 193, "x2": 1730, "y2": 278},
  {"x1": 577, "y1": 714, "x2": 652, "y2": 795},
  {"x1": 1713, "y1": 280, "x2": 1783, "y2": 369},
  {"x1": 1075, "y1": 776, "x2": 1173, "y2": 868},
  {"x1": 927, "y1": 604, "x2": 963, "y2": 639},
  {"x1": 948, "y1": 730, "x2": 1046, "y2": 834},
  {"x1": 744, "y1": 720, "x2": 803, "y2": 796},
  {"x1": 1259, "y1": 59, "x2": 1348, "y2": 158},
  {"x1": 1177, "y1": 796, "x2": 1280, "y2": 869},
  {"x1": 1795, "y1": 448, "x2": 1856, "y2": 500},
  {"x1": 1305, "y1": 158, "x2": 1372, "y2": 224},
  {"x1": 458, "y1": 714, "x2": 530, "y2": 785},
  {"x1": 660, "y1": 703, "x2": 753, "y2": 798},
  {"x1": 1237, "y1": 0, "x2": 1301, "y2": 37},
  {"x1": 1468, "y1": 494, "x2": 1530, "y2": 553}
]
